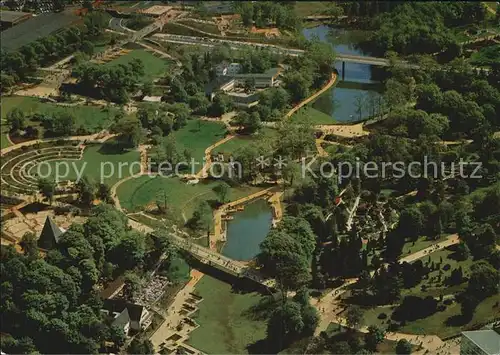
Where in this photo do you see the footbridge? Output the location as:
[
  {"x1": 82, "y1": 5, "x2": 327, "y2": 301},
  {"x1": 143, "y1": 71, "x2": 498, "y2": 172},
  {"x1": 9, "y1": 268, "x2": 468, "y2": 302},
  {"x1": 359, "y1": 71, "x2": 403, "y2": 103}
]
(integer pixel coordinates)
[{"x1": 127, "y1": 218, "x2": 274, "y2": 288}]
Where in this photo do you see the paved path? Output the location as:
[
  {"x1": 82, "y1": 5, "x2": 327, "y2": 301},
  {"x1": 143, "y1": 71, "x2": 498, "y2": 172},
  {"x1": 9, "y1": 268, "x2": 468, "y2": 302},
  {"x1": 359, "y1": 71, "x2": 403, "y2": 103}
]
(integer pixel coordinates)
[
  {"x1": 285, "y1": 72, "x2": 337, "y2": 118},
  {"x1": 195, "y1": 134, "x2": 236, "y2": 179},
  {"x1": 399, "y1": 234, "x2": 460, "y2": 263},
  {"x1": 149, "y1": 269, "x2": 205, "y2": 353}
]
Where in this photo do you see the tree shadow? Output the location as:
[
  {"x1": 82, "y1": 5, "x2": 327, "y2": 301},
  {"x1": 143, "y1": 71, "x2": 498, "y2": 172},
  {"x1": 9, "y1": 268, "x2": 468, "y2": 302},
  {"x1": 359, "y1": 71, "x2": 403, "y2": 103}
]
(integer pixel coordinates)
[
  {"x1": 243, "y1": 294, "x2": 279, "y2": 321},
  {"x1": 97, "y1": 141, "x2": 130, "y2": 155},
  {"x1": 445, "y1": 314, "x2": 469, "y2": 327}
]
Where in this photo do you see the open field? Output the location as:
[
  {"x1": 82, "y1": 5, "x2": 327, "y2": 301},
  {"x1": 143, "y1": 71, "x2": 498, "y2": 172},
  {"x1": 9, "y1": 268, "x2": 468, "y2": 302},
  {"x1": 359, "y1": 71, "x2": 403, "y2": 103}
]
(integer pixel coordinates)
[
  {"x1": 358, "y1": 294, "x2": 500, "y2": 339},
  {"x1": 34, "y1": 141, "x2": 140, "y2": 186},
  {"x1": 116, "y1": 175, "x2": 262, "y2": 219},
  {"x1": 214, "y1": 127, "x2": 277, "y2": 155},
  {"x1": 1, "y1": 96, "x2": 121, "y2": 138},
  {"x1": 172, "y1": 120, "x2": 227, "y2": 170},
  {"x1": 187, "y1": 275, "x2": 268, "y2": 354},
  {"x1": 291, "y1": 106, "x2": 335, "y2": 125},
  {"x1": 104, "y1": 49, "x2": 172, "y2": 81},
  {"x1": 293, "y1": 1, "x2": 331, "y2": 17}
]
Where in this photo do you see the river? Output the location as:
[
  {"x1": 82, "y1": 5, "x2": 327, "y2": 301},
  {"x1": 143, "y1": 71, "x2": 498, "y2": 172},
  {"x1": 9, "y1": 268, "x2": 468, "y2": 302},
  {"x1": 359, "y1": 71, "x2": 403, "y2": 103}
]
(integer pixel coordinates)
[
  {"x1": 302, "y1": 25, "x2": 384, "y2": 122},
  {"x1": 222, "y1": 199, "x2": 273, "y2": 261}
]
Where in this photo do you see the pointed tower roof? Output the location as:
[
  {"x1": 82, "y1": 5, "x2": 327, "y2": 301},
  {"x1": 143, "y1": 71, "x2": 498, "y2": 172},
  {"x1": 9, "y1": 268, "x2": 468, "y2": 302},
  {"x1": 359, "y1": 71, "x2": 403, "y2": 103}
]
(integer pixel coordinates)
[{"x1": 37, "y1": 216, "x2": 64, "y2": 250}]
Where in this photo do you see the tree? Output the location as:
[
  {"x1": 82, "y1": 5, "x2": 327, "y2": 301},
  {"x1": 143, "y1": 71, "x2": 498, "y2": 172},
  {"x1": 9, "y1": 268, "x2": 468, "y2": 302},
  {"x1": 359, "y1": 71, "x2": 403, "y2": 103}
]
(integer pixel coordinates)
[
  {"x1": 346, "y1": 305, "x2": 363, "y2": 330},
  {"x1": 396, "y1": 339, "x2": 412, "y2": 354},
  {"x1": 243, "y1": 77, "x2": 256, "y2": 93},
  {"x1": 266, "y1": 301, "x2": 304, "y2": 351},
  {"x1": 156, "y1": 189, "x2": 168, "y2": 214},
  {"x1": 397, "y1": 207, "x2": 424, "y2": 241},
  {"x1": 20, "y1": 232, "x2": 39, "y2": 259},
  {"x1": 467, "y1": 261, "x2": 499, "y2": 301},
  {"x1": 213, "y1": 182, "x2": 230, "y2": 203},
  {"x1": 6, "y1": 108, "x2": 26, "y2": 133},
  {"x1": 76, "y1": 176, "x2": 96, "y2": 208},
  {"x1": 123, "y1": 271, "x2": 143, "y2": 301},
  {"x1": 365, "y1": 325, "x2": 386, "y2": 352},
  {"x1": 209, "y1": 94, "x2": 233, "y2": 117},
  {"x1": 112, "y1": 116, "x2": 143, "y2": 148},
  {"x1": 37, "y1": 178, "x2": 56, "y2": 204},
  {"x1": 127, "y1": 337, "x2": 154, "y2": 355},
  {"x1": 188, "y1": 201, "x2": 213, "y2": 235},
  {"x1": 97, "y1": 183, "x2": 112, "y2": 203}
]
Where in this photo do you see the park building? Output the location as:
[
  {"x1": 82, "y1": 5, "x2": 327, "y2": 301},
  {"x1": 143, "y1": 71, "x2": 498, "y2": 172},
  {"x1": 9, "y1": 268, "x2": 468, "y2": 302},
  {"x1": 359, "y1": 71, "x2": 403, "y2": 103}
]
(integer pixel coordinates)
[
  {"x1": 215, "y1": 61, "x2": 243, "y2": 76},
  {"x1": 460, "y1": 330, "x2": 500, "y2": 355},
  {"x1": 101, "y1": 299, "x2": 152, "y2": 336},
  {"x1": 0, "y1": 10, "x2": 32, "y2": 30},
  {"x1": 206, "y1": 64, "x2": 282, "y2": 106},
  {"x1": 37, "y1": 216, "x2": 65, "y2": 250}
]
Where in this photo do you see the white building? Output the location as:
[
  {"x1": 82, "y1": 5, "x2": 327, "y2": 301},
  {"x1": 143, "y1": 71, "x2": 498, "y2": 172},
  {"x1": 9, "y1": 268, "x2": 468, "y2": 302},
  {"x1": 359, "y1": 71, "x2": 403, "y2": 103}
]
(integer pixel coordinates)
[
  {"x1": 460, "y1": 330, "x2": 500, "y2": 355},
  {"x1": 215, "y1": 62, "x2": 242, "y2": 77}
]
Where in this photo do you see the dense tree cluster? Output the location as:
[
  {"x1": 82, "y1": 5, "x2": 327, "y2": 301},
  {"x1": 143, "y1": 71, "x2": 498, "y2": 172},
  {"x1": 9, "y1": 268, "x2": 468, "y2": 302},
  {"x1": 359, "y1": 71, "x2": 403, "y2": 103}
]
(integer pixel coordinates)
[
  {"x1": 73, "y1": 58, "x2": 145, "y2": 103},
  {"x1": 380, "y1": 58, "x2": 500, "y2": 140},
  {"x1": 362, "y1": 2, "x2": 487, "y2": 55},
  {"x1": 1, "y1": 12, "x2": 109, "y2": 92},
  {"x1": 0, "y1": 204, "x2": 175, "y2": 354},
  {"x1": 234, "y1": 1, "x2": 300, "y2": 31}
]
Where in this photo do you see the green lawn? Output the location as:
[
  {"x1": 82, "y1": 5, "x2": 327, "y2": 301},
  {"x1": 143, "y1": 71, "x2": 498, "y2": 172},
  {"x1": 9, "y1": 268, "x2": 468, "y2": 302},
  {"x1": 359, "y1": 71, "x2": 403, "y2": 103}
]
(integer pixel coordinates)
[
  {"x1": 116, "y1": 175, "x2": 261, "y2": 219},
  {"x1": 34, "y1": 141, "x2": 140, "y2": 186},
  {"x1": 172, "y1": 120, "x2": 228, "y2": 171},
  {"x1": 291, "y1": 106, "x2": 335, "y2": 125},
  {"x1": 187, "y1": 275, "x2": 269, "y2": 354},
  {"x1": 401, "y1": 247, "x2": 474, "y2": 299},
  {"x1": 104, "y1": 49, "x2": 172, "y2": 81},
  {"x1": 293, "y1": 1, "x2": 331, "y2": 17},
  {"x1": 1, "y1": 96, "x2": 120, "y2": 136},
  {"x1": 360, "y1": 295, "x2": 500, "y2": 339},
  {"x1": 399, "y1": 295, "x2": 500, "y2": 338},
  {"x1": 1, "y1": 120, "x2": 11, "y2": 149},
  {"x1": 214, "y1": 127, "x2": 278, "y2": 156}
]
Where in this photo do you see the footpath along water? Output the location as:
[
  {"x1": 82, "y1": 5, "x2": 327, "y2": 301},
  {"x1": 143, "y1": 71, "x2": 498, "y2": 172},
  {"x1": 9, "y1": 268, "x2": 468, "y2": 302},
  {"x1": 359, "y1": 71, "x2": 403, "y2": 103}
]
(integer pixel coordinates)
[
  {"x1": 302, "y1": 25, "x2": 383, "y2": 122},
  {"x1": 222, "y1": 199, "x2": 273, "y2": 261}
]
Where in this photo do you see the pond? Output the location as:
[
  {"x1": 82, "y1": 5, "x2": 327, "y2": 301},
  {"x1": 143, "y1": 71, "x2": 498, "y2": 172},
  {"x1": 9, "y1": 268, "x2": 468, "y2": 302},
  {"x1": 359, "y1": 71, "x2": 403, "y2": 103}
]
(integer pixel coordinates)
[
  {"x1": 222, "y1": 199, "x2": 273, "y2": 261},
  {"x1": 302, "y1": 25, "x2": 384, "y2": 122}
]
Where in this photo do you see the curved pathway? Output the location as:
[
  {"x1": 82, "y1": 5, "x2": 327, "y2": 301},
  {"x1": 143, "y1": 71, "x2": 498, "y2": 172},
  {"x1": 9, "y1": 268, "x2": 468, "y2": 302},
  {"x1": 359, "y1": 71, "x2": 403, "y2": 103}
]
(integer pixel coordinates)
[{"x1": 285, "y1": 72, "x2": 337, "y2": 118}]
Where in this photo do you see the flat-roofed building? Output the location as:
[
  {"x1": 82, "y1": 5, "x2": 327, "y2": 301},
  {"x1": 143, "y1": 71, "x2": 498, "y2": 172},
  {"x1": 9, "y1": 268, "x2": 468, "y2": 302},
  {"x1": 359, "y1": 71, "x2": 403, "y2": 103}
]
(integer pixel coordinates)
[
  {"x1": 460, "y1": 330, "x2": 500, "y2": 355},
  {"x1": 0, "y1": 10, "x2": 32, "y2": 30}
]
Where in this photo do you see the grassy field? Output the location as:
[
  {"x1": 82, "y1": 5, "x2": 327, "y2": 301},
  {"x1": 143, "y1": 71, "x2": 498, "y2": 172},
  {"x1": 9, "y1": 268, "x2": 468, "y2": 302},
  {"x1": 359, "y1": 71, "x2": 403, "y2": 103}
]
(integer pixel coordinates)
[
  {"x1": 172, "y1": 120, "x2": 228, "y2": 171},
  {"x1": 293, "y1": 1, "x2": 332, "y2": 17},
  {"x1": 214, "y1": 127, "x2": 278, "y2": 155},
  {"x1": 116, "y1": 175, "x2": 262, "y2": 219},
  {"x1": 105, "y1": 49, "x2": 172, "y2": 81},
  {"x1": 34, "y1": 141, "x2": 140, "y2": 186},
  {"x1": 187, "y1": 275, "x2": 268, "y2": 354},
  {"x1": 291, "y1": 106, "x2": 335, "y2": 125},
  {"x1": 401, "y1": 247, "x2": 474, "y2": 299},
  {"x1": 360, "y1": 294, "x2": 499, "y2": 339},
  {"x1": 1, "y1": 96, "x2": 120, "y2": 137}
]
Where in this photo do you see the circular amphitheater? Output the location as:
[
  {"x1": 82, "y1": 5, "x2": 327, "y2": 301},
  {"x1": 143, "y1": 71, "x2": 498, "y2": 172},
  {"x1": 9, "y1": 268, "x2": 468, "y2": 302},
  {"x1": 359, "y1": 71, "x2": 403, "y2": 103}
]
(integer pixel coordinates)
[{"x1": 1, "y1": 143, "x2": 85, "y2": 196}]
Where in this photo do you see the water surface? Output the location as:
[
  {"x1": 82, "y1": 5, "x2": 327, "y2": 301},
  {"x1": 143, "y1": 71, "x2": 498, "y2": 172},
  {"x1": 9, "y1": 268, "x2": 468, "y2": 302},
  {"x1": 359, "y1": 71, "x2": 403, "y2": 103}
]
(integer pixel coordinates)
[
  {"x1": 222, "y1": 199, "x2": 273, "y2": 261},
  {"x1": 302, "y1": 25, "x2": 383, "y2": 122}
]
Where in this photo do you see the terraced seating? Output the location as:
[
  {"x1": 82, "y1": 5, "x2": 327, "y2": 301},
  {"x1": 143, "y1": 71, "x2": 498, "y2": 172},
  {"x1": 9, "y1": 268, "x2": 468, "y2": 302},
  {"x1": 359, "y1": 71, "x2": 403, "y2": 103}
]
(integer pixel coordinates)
[{"x1": 1, "y1": 146, "x2": 84, "y2": 195}]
